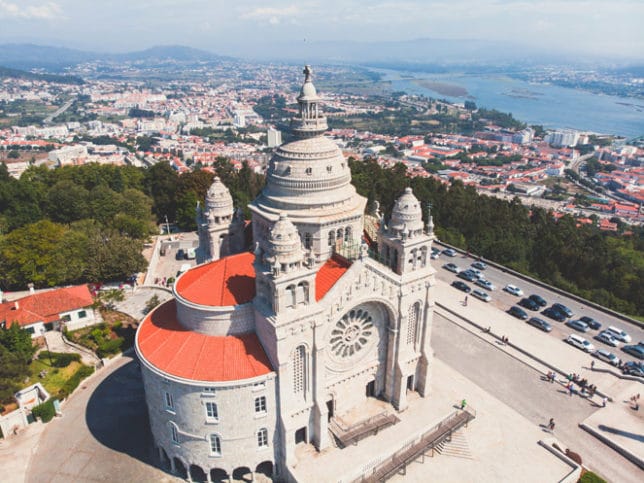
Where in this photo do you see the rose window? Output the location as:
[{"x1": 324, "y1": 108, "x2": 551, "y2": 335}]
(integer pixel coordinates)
[{"x1": 329, "y1": 309, "x2": 374, "y2": 358}]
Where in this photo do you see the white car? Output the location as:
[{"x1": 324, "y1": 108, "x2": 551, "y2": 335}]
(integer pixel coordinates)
[
  {"x1": 605, "y1": 326, "x2": 632, "y2": 343},
  {"x1": 504, "y1": 284, "x2": 524, "y2": 296},
  {"x1": 442, "y1": 263, "x2": 460, "y2": 274},
  {"x1": 595, "y1": 330, "x2": 619, "y2": 347},
  {"x1": 442, "y1": 248, "x2": 457, "y2": 257},
  {"x1": 566, "y1": 334, "x2": 595, "y2": 353},
  {"x1": 471, "y1": 289, "x2": 491, "y2": 302},
  {"x1": 468, "y1": 268, "x2": 483, "y2": 279}
]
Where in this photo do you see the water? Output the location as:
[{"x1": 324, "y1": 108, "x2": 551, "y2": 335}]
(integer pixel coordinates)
[{"x1": 371, "y1": 69, "x2": 644, "y2": 138}]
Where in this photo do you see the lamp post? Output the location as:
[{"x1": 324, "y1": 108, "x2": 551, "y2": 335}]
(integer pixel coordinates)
[{"x1": 41, "y1": 327, "x2": 53, "y2": 367}]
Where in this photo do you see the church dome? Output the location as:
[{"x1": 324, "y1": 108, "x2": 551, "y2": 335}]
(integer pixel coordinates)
[
  {"x1": 205, "y1": 177, "x2": 234, "y2": 216},
  {"x1": 390, "y1": 187, "x2": 424, "y2": 235}
]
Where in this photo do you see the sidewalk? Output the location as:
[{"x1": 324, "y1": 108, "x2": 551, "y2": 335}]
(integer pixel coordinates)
[{"x1": 434, "y1": 279, "x2": 644, "y2": 470}]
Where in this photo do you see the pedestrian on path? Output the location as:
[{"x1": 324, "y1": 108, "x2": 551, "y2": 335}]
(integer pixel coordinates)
[
  {"x1": 602, "y1": 397, "x2": 607, "y2": 407},
  {"x1": 567, "y1": 383, "x2": 574, "y2": 397},
  {"x1": 463, "y1": 296, "x2": 468, "y2": 306},
  {"x1": 460, "y1": 399, "x2": 467, "y2": 410},
  {"x1": 548, "y1": 418, "x2": 555, "y2": 431},
  {"x1": 590, "y1": 360, "x2": 595, "y2": 370}
]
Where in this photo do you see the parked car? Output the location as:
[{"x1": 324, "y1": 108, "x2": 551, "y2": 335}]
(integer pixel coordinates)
[
  {"x1": 458, "y1": 270, "x2": 478, "y2": 282},
  {"x1": 504, "y1": 284, "x2": 523, "y2": 296},
  {"x1": 605, "y1": 326, "x2": 632, "y2": 343},
  {"x1": 566, "y1": 319, "x2": 590, "y2": 333},
  {"x1": 176, "y1": 248, "x2": 186, "y2": 260},
  {"x1": 593, "y1": 349, "x2": 621, "y2": 366},
  {"x1": 186, "y1": 247, "x2": 196, "y2": 259},
  {"x1": 528, "y1": 294, "x2": 547, "y2": 307},
  {"x1": 542, "y1": 307, "x2": 566, "y2": 322},
  {"x1": 467, "y1": 268, "x2": 482, "y2": 279},
  {"x1": 622, "y1": 361, "x2": 644, "y2": 377},
  {"x1": 595, "y1": 331, "x2": 620, "y2": 347},
  {"x1": 579, "y1": 315, "x2": 601, "y2": 330},
  {"x1": 474, "y1": 279, "x2": 493, "y2": 292},
  {"x1": 527, "y1": 317, "x2": 552, "y2": 332},
  {"x1": 471, "y1": 289, "x2": 491, "y2": 302},
  {"x1": 451, "y1": 280, "x2": 471, "y2": 293},
  {"x1": 566, "y1": 334, "x2": 595, "y2": 352},
  {"x1": 443, "y1": 263, "x2": 460, "y2": 274},
  {"x1": 622, "y1": 344, "x2": 644, "y2": 360},
  {"x1": 431, "y1": 248, "x2": 440, "y2": 259},
  {"x1": 508, "y1": 306, "x2": 528, "y2": 320},
  {"x1": 518, "y1": 297, "x2": 540, "y2": 311},
  {"x1": 471, "y1": 261, "x2": 487, "y2": 271},
  {"x1": 442, "y1": 248, "x2": 457, "y2": 257},
  {"x1": 551, "y1": 303, "x2": 573, "y2": 318}
]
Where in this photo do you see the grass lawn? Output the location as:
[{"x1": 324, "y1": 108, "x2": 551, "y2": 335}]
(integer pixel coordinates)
[{"x1": 27, "y1": 359, "x2": 83, "y2": 396}]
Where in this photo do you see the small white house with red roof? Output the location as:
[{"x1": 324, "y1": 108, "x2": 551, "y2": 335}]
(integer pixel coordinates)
[{"x1": 0, "y1": 285, "x2": 95, "y2": 337}]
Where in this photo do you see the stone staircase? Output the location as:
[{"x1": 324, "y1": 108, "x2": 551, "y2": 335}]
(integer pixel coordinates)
[{"x1": 434, "y1": 430, "x2": 474, "y2": 459}]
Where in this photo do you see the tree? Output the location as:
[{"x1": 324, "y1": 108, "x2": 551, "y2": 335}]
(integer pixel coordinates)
[
  {"x1": 144, "y1": 162, "x2": 178, "y2": 222},
  {"x1": 44, "y1": 180, "x2": 89, "y2": 223},
  {"x1": 7, "y1": 150, "x2": 20, "y2": 159},
  {"x1": 0, "y1": 322, "x2": 36, "y2": 363}
]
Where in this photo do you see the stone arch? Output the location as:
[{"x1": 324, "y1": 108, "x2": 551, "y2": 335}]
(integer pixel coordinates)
[
  {"x1": 190, "y1": 463, "x2": 208, "y2": 482},
  {"x1": 210, "y1": 468, "x2": 229, "y2": 482},
  {"x1": 344, "y1": 225, "x2": 352, "y2": 242},
  {"x1": 296, "y1": 280, "x2": 309, "y2": 305},
  {"x1": 173, "y1": 457, "x2": 187, "y2": 479},
  {"x1": 256, "y1": 461, "x2": 274, "y2": 478},
  {"x1": 232, "y1": 466, "x2": 253, "y2": 482}
]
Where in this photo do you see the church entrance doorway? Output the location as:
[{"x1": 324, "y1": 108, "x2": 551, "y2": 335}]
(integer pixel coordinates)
[
  {"x1": 295, "y1": 427, "x2": 307, "y2": 445},
  {"x1": 326, "y1": 399, "x2": 334, "y2": 422},
  {"x1": 366, "y1": 380, "x2": 375, "y2": 398},
  {"x1": 407, "y1": 375, "x2": 414, "y2": 392}
]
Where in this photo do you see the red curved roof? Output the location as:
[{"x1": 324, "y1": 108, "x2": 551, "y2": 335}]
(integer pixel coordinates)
[
  {"x1": 137, "y1": 300, "x2": 273, "y2": 382},
  {"x1": 175, "y1": 252, "x2": 256, "y2": 306},
  {"x1": 316, "y1": 255, "x2": 351, "y2": 301}
]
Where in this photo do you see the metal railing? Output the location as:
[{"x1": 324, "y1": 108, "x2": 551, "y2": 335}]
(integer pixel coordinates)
[{"x1": 349, "y1": 407, "x2": 476, "y2": 483}]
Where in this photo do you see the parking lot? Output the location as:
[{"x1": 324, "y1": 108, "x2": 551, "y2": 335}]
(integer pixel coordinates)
[{"x1": 433, "y1": 246, "x2": 644, "y2": 367}]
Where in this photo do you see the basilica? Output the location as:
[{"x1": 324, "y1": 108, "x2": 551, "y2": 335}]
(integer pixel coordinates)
[{"x1": 135, "y1": 66, "x2": 437, "y2": 482}]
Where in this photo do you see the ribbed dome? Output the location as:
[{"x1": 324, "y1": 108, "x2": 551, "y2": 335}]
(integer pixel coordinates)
[
  {"x1": 390, "y1": 188, "x2": 424, "y2": 234},
  {"x1": 206, "y1": 177, "x2": 233, "y2": 216}
]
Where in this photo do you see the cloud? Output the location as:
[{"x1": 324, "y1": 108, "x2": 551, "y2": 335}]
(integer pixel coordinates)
[
  {"x1": 240, "y1": 5, "x2": 301, "y2": 25},
  {"x1": 0, "y1": 1, "x2": 62, "y2": 19}
]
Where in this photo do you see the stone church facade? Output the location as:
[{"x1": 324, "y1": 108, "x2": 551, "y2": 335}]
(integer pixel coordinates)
[{"x1": 135, "y1": 66, "x2": 437, "y2": 482}]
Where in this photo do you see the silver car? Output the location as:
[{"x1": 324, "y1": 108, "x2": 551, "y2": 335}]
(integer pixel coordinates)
[
  {"x1": 595, "y1": 330, "x2": 619, "y2": 347},
  {"x1": 594, "y1": 349, "x2": 620, "y2": 366}
]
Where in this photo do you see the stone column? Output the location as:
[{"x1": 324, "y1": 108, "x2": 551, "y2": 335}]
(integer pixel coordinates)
[{"x1": 417, "y1": 281, "x2": 434, "y2": 396}]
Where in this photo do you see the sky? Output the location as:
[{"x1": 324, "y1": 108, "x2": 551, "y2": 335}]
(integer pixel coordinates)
[{"x1": 0, "y1": 0, "x2": 642, "y2": 60}]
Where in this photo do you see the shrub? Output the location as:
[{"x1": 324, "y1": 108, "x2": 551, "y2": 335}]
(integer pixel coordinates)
[
  {"x1": 31, "y1": 399, "x2": 56, "y2": 423},
  {"x1": 96, "y1": 337, "x2": 124, "y2": 358},
  {"x1": 57, "y1": 365, "x2": 94, "y2": 399},
  {"x1": 38, "y1": 351, "x2": 81, "y2": 367},
  {"x1": 579, "y1": 471, "x2": 607, "y2": 483}
]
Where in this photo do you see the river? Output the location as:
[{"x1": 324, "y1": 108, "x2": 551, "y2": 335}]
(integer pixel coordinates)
[{"x1": 370, "y1": 69, "x2": 644, "y2": 138}]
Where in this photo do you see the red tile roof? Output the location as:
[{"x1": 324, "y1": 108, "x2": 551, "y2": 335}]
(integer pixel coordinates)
[
  {"x1": 0, "y1": 285, "x2": 93, "y2": 328},
  {"x1": 315, "y1": 255, "x2": 351, "y2": 301},
  {"x1": 175, "y1": 252, "x2": 256, "y2": 306},
  {"x1": 136, "y1": 300, "x2": 273, "y2": 382}
]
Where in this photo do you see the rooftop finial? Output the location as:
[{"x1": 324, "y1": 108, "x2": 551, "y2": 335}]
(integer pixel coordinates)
[{"x1": 303, "y1": 65, "x2": 312, "y2": 83}]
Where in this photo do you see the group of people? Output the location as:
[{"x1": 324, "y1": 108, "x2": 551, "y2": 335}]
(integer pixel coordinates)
[
  {"x1": 500, "y1": 335, "x2": 509, "y2": 345},
  {"x1": 546, "y1": 371, "x2": 557, "y2": 383},
  {"x1": 565, "y1": 373, "x2": 599, "y2": 398}
]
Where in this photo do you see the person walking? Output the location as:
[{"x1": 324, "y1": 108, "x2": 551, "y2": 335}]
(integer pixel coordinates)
[
  {"x1": 590, "y1": 360, "x2": 595, "y2": 370},
  {"x1": 602, "y1": 397, "x2": 607, "y2": 408},
  {"x1": 463, "y1": 296, "x2": 468, "y2": 306},
  {"x1": 548, "y1": 418, "x2": 555, "y2": 431},
  {"x1": 460, "y1": 399, "x2": 467, "y2": 410}
]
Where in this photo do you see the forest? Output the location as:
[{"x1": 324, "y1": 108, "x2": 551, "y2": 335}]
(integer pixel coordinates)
[
  {"x1": 0, "y1": 159, "x2": 263, "y2": 291},
  {"x1": 0, "y1": 158, "x2": 641, "y2": 318}
]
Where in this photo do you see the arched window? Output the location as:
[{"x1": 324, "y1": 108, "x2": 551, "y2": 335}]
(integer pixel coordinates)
[
  {"x1": 297, "y1": 281, "x2": 309, "y2": 305},
  {"x1": 205, "y1": 401, "x2": 218, "y2": 421},
  {"x1": 209, "y1": 434, "x2": 221, "y2": 456},
  {"x1": 336, "y1": 228, "x2": 343, "y2": 240},
  {"x1": 293, "y1": 345, "x2": 306, "y2": 396},
  {"x1": 286, "y1": 285, "x2": 296, "y2": 307},
  {"x1": 257, "y1": 428, "x2": 269, "y2": 448},
  {"x1": 328, "y1": 231, "x2": 334, "y2": 247},
  {"x1": 170, "y1": 422, "x2": 179, "y2": 444},
  {"x1": 304, "y1": 232, "x2": 312, "y2": 249},
  {"x1": 344, "y1": 226, "x2": 352, "y2": 242},
  {"x1": 407, "y1": 302, "x2": 420, "y2": 346}
]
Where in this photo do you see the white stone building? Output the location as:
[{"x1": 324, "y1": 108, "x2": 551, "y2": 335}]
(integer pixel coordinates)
[{"x1": 136, "y1": 66, "x2": 437, "y2": 482}]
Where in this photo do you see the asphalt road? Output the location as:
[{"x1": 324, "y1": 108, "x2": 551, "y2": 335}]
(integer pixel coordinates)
[
  {"x1": 432, "y1": 313, "x2": 642, "y2": 483},
  {"x1": 433, "y1": 249, "x2": 644, "y2": 365}
]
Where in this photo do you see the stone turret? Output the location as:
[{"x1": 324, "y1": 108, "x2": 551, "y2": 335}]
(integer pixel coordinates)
[
  {"x1": 197, "y1": 177, "x2": 245, "y2": 263},
  {"x1": 254, "y1": 214, "x2": 315, "y2": 315},
  {"x1": 378, "y1": 188, "x2": 434, "y2": 275}
]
